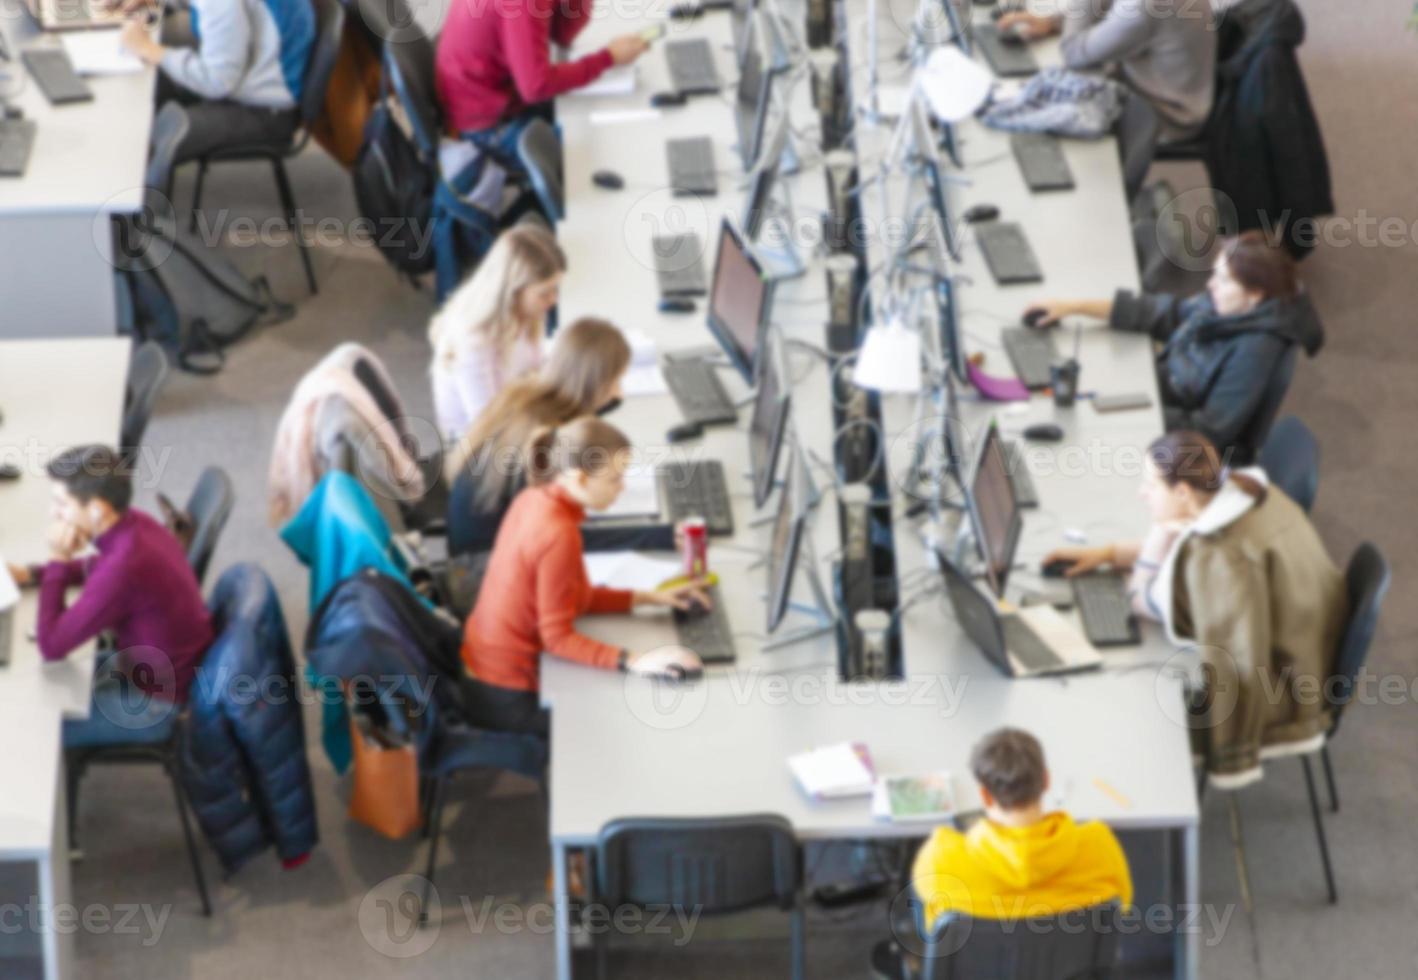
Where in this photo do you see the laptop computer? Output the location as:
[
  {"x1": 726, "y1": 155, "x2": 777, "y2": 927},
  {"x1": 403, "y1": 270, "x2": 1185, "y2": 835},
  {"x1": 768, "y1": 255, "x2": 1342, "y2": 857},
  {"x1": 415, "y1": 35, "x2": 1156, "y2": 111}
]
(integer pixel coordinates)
[{"x1": 938, "y1": 552, "x2": 1101, "y2": 678}]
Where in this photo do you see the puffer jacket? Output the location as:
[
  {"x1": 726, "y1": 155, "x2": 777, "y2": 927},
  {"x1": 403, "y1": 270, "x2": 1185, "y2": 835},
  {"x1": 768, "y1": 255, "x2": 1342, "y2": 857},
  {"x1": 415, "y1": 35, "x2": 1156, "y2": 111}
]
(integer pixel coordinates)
[
  {"x1": 1153, "y1": 469, "x2": 1348, "y2": 789},
  {"x1": 179, "y1": 563, "x2": 318, "y2": 874},
  {"x1": 1110, "y1": 287, "x2": 1324, "y2": 461}
]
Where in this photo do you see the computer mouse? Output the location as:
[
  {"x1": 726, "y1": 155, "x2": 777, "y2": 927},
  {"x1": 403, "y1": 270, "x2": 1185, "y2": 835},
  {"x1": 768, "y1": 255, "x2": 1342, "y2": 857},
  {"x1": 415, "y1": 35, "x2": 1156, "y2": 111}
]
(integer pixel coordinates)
[
  {"x1": 1022, "y1": 307, "x2": 1051, "y2": 329},
  {"x1": 0, "y1": 463, "x2": 20, "y2": 481},
  {"x1": 592, "y1": 170, "x2": 625, "y2": 190},
  {"x1": 998, "y1": 24, "x2": 1028, "y2": 45},
  {"x1": 658, "y1": 297, "x2": 696, "y2": 314},
  {"x1": 667, "y1": 421, "x2": 704, "y2": 443},
  {"x1": 650, "y1": 90, "x2": 689, "y2": 108},
  {"x1": 963, "y1": 204, "x2": 1000, "y2": 224},
  {"x1": 1040, "y1": 558, "x2": 1075, "y2": 579},
  {"x1": 662, "y1": 663, "x2": 703, "y2": 682},
  {"x1": 1023, "y1": 423, "x2": 1066, "y2": 442},
  {"x1": 2, "y1": 104, "x2": 22, "y2": 121}
]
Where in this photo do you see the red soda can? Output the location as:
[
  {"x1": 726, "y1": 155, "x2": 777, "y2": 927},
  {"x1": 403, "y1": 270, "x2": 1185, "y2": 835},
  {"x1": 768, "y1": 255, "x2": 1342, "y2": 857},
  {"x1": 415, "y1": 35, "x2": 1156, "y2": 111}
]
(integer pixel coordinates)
[{"x1": 681, "y1": 517, "x2": 709, "y2": 578}]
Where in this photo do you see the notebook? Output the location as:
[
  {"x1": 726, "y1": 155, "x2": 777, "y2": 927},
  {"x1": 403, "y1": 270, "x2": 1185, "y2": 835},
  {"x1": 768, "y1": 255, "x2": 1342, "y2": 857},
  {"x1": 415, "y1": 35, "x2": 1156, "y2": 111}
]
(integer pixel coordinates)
[{"x1": 789, "y1": 742, "x2": 876, "y2": 800}]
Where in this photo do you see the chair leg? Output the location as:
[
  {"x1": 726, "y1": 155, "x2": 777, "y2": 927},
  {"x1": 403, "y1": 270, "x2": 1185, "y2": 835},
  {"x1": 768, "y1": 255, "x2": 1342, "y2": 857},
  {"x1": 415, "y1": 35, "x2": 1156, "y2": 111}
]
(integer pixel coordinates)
[
  {"x1": 65, "y1": 752, "x2": 85, "y2": 859},
  {"x1": 1301, "y1": 757, "x2": 1339, "y2": 904},
  {"x1": 1226, "y1": 793, "x2": 1254, "y2": 916},
  {"x1": 419, "y1": 776, "x2": 447, "y2": 926},
  {"x1": 270, "y1": 158, "x2": 317, "y2": 295},
  {"x1": 790, "y1": 904, "x2": 805, "y2": 980},
  {"x1": 167, "y1": 762, "x2": 213, "y2": 917},
  {"x1": 190, "y1": 158, "x2": 209, "y2": 232},
  {"x1": 1320, "y1": 745, "x2": 1340, "y2": 813}
]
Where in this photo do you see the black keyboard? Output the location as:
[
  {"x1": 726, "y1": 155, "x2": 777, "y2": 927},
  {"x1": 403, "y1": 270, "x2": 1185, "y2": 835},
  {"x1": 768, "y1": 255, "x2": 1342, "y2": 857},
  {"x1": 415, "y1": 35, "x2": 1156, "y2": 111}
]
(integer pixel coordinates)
[
  {"x1": 1071, "y1": 573, "x2": 1142, "y2": 647},
  {"x1": 666, "y1": 38, "x2": 721, "y2": 95},
  {"x1": 659, "y1": 459, "x2": 735, "y2": 535},
  {"x1": 663, "y1": 357, "x2": 737, "y2": 427},
  {"x1": 1011, "y1": 133, "x2": 1075, "y2": 191},
  {"x1": 1001, "y1": 616, "x2": 1060, "y2": 672},
  {"x1": 652, "y1": 232, "x2": 708, "y2": 296},
  {"x1": 1001, "y1": 327, "x2": 1057, "y2": 390},
  {"x1": 673, "y1": 586, "x2": 736, "y2": 663},
  {"x1": 667, "y1": 136, "x2": 717, "y2": 196},
  {"x1": 1003, "y1": 440, "x2": 1039, "y2": 507},
  {"x1": 976, "y1": 222, "x2": 1043, "y2": 285},
  {"x1": 0, "y1": 119, "x2": 37, "y2": 178},
  {"x1": 974, "y1": 23, "x2": 1039, "y2": 77},
  {"x1": 21, "y1": 49, "x2": 93, "y2": 105}
]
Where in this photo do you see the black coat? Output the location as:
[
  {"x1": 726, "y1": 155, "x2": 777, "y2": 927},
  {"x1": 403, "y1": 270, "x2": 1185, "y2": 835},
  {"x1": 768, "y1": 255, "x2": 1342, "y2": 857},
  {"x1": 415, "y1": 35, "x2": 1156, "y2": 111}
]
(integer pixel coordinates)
[
  {"x1": 1205, "y1": 0, "x2": 1333, "y2": 258},
  {"x1": 1111, "y1": 288, "x2": 1325, "y2": 459}
]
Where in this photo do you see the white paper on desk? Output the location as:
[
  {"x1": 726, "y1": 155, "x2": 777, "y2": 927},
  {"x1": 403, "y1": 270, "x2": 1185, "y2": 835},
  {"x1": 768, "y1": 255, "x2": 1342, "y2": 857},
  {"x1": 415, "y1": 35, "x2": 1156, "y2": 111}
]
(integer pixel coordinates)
[
  {"x1": 569, "y1": 64, "x2": 637, "y2": 97},
  {"x1": 587, "y1": 468, "x2": 660, "y2": 521},
  {"x1": 0, "y1": 559, "x2": 17, "y2": 613},
  {"x1": 622, "y1": 363, "x2": 669, "y2": 397},
  {"x1": 789, "y1": 743, "x2": 875, "y2": 799},
  {"x1": 590, "y1": 108, "x2": 662, "y2": 126},
  {"x1": 918, "y1": 46, "x2": 993, "y2": 122},
  {"x1": 584, "y1": 551, "x2": 681, "y2": 591},
  {"x1": 61, "y1": 31, "x2": 144, "y2": 75}
]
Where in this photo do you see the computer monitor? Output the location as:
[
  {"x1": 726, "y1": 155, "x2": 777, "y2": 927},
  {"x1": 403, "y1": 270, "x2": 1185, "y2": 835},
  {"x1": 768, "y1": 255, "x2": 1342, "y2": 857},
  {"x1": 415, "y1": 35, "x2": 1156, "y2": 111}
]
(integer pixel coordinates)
[
  {"x1": 731, "y1": 0, "x2": 757, "y2": 65},
  {"x1": 735, "y1": 12, "x2": 778, "y2": 172},
  {"x1": 749, "y1": 329, "x2": 791, "y2": 509},
  {"x1": 965, "y1": 420, "x2": 1021, "y2": 598},
  {"x1": 766, "y1": 442, "x2": 809, "y2": 633},
  {"x1": 707, "y1": 218, "x2": 773, "y2": 384},
  {"x1": 743, "y1": 110, "x2": 789, "y2": 239},
  {"x1": 939, "y1": 0, "x2": 971, "y2": 55},
  {"x1": 925, "y1": 208, "x2": 968, "y2": 382},
  {"x1": 908, "y1": 94, "x2": 961, "y2": 262}
]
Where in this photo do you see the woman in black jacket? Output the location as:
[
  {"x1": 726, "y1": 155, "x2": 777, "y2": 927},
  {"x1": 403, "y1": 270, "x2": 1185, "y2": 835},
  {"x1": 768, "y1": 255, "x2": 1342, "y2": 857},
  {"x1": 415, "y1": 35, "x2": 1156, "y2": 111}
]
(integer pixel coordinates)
[{"x1": 1026, "y1": 232, "x2": 1323, "y2": 461}]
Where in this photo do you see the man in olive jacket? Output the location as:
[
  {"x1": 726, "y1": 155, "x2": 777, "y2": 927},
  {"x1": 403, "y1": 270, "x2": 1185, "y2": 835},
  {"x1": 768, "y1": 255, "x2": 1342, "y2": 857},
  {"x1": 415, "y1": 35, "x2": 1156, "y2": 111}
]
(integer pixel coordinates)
[{"x1": 1152, "y1": 467, "x2": 1347, "y2": 789}]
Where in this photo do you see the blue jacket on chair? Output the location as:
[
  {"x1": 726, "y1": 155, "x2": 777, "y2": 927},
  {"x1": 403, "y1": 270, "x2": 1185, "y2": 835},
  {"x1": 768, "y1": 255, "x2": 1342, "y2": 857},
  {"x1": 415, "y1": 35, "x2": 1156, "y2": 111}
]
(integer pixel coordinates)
[{"x1": 180, "y1": 563, "x2": 319, "y2": 875}]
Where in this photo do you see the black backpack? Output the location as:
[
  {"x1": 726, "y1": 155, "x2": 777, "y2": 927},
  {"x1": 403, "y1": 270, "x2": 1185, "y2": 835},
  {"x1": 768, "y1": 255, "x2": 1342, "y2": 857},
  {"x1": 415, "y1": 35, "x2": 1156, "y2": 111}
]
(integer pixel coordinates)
[
  {"x1": 351, "y1": 94, "x2": 437, "y2": 276},
  {"x1": 112, "y1": 207, "x2": 292, "y2": 376}
]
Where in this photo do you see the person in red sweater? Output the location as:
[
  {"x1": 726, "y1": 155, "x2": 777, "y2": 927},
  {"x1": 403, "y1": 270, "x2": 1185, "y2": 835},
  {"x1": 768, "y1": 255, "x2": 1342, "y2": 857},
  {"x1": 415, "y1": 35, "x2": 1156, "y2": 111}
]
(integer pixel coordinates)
[
  {"x1": 435, "y1": 0, "x2": 651, "y2": 168},
  {"x1": 462, "y1": 417, "x2": 707, "y2": 735}
]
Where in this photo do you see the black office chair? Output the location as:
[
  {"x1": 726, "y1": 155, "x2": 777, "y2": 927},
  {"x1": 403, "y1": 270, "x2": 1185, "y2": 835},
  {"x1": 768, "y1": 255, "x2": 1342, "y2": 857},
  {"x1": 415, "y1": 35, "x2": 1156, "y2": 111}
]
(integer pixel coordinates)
[
  {"x1": 121, "y1": 340, "x2": 170, "y2": 465},
  {"x1": 1260, "y1": 415, "x2": 1319, "y2": 512},
  {"x1": 187, "y1": 0, "x2": 346, "y2": 294},
  {"x1": 184, "y1": 467, "x2": 235, "y2": 586},
  {"x1": 589, "y1": 815, "x2": 805, "y2": 980},
  {"x1": 913, "y1": 902, "x2": 1121, "y2": 980},
  {"x1": 517, "y1": 118, "x2": 564, "y2": 224},
  {"x1": 66, "y1": 716, "x2": 213, "y2": 917}
]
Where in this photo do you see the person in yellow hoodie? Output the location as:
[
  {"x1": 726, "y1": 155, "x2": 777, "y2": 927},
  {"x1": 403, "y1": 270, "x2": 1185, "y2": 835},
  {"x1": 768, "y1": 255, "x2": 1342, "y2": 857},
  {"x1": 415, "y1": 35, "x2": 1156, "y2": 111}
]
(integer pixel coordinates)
[{"x1": 912, "y1": 728, "x2": 1133, "y2": 929}]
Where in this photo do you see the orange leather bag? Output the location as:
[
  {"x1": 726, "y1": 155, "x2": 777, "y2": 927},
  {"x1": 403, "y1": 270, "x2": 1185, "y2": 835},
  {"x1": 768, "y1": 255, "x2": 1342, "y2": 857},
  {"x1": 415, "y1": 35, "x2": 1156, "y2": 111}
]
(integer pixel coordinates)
[
  {"x1": 347, "y1": 710, "x2": 422, "y2": 839},
  {"x1": 311, "y1": 18, "x2": 383, "y2": 168}
]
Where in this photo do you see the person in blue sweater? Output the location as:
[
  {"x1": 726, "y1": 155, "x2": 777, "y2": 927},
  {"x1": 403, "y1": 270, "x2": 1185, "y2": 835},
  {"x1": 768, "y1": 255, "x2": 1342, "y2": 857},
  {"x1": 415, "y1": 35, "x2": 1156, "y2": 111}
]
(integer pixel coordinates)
[{"x1": 119, "y1": 0, "x2": 316, "y2": 191}]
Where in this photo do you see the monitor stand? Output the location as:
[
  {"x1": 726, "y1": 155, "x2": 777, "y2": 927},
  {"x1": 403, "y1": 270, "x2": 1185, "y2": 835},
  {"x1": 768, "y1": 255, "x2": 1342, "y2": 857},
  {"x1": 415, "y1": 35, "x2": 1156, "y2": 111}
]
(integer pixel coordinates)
[
  {"x1": 753, "y1": 183, "x2": 808, "y2": 282},
  {"x1": 762, "y1": 528, "x2": 838, "y2": 651}
]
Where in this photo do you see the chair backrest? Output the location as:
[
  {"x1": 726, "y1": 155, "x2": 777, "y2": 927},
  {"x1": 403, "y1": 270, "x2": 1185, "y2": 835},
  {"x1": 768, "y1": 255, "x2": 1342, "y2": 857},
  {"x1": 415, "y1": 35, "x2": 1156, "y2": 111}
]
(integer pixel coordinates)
[
  {"x1": 382, "y1": 26, "x2": 441, "y2": 160},
  {"x1": 1328, "y1": 543, "x2": 1391, "y2": 735},
  {"x1": 1232, "y1": 343, "x2": 1296, "y2": 465},
  {"x1": 923, "y1": 904, "x2": 1121, "y2": 980},
  {"x1": 300, "y1": 0, "x2": 347, "y2": 129},
  {"x1": 1260, "y1": 415, "x2": 1319, "y2": 512},
  {"x1": 517, "y1": 118, "x2": 564, "y2": 223},
  {"x1": 596, "y1": 815, "x2": 800, "y2": 915},
  {"x1": 121, "y1": 340, "x2": 170, "y2": 459},
  {"x1": 185, "y1": 466, "x2": 235, "y2": 587}
]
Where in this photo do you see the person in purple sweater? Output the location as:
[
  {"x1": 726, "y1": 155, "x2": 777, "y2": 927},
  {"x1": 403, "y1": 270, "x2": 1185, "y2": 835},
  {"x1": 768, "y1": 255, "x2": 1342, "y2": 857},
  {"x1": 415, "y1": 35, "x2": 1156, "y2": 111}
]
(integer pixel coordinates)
[{"x1": 6, "y1": 446, "x2": 214, "y2": 748}]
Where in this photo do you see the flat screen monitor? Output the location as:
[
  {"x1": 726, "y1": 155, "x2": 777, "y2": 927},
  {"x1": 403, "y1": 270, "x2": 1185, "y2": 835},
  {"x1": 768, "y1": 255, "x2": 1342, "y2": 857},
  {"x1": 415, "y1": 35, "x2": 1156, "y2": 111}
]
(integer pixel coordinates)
[
  {"x1": 766, "y1": 443, "x2": 808, "y2": 633},
  {"x1": 749, "y1": 329, "x2": 791, "y2": 508},
  {"x1": 965, "y1": 420, "x2": 1021, "y2": 598},
  {"x1": 926, "y1": 210, "x2": 967, "y2": 382},
  {"x1": 732, "y1": 0, "x2": 757, "y2": 65},
  {"x1": 735, "y1": 13, "x2": 778, "y2": 172},
  {"x1": 707, "y1": 218, "x2": 773, "y2": 384},
  {"x1": 940, "y1": 0, "x2": 970, "y2": 55},
  {"x1": 743, "y1": 110, "x2": 789, "y2": 239}
]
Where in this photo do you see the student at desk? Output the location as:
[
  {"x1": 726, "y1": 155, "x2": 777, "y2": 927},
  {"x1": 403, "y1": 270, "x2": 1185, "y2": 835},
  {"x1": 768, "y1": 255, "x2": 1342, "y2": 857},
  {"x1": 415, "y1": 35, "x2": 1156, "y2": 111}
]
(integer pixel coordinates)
[
  {"x1": 1027, "y1": 232, "x2": 1324, "y2": 462},
  {"x1": 461, "y1": 418, "x2": 707, "y2": 736},
  {"x1": 6, "y1": 446, "x2": 213, "y2": 748},
  {"x1": 1044, "y1": 431, "x2": 1347, "y2": 789},
  {"x1": 444, "y1": 316, "x2": 630, "y2": 556},
  {"x1": 429, "y1": 224, "x2": 567, "y2": 444},
  {"x1": 910, "y1": 728, "x2": 1132, "y2": 928},
  {"x1": 434, "y1": 0, "x2": 651, "y2": 173},
  {"x1": 118, "y1": 0, "x2": 316, "y2": 191}
]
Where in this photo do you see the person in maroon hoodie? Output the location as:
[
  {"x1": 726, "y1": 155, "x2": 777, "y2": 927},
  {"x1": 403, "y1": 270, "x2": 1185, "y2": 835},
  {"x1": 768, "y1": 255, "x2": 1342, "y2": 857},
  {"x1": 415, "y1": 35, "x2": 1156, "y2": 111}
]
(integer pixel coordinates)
[
  {"x1": 435, "y1": 0, "x2": 651, "y2": 168},
  {"x1": 7, "y1": 446, "x2": 214, "y2": 748}
]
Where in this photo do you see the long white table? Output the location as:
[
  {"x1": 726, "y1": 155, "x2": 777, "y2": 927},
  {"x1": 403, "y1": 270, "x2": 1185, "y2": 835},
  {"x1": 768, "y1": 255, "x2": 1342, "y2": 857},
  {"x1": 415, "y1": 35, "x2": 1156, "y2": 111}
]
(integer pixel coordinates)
[
  {"x1": 543, "y1": 2, "x2": 1199, "y2": 977},
  {"x1": 0, "y1": 337, "x2": 131, "y2": 980},
  {"x1": 0, "y1": 14, "x2": 157, "y2": 337}
]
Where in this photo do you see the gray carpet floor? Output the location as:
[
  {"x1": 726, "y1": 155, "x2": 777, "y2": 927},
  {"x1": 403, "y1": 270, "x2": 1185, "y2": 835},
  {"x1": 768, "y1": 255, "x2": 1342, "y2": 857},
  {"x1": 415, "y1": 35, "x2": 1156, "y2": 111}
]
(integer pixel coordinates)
[{"x1": 63, "y1": 1, "x2": 1417, "y2": 975}]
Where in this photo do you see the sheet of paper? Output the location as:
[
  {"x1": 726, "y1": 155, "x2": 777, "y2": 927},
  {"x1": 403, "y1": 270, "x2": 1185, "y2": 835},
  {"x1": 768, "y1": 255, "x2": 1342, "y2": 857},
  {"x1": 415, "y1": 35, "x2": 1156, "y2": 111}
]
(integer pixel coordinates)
[
  {"x1": 569, "y1": 64, "x2": 637, "y2": 97},
  {"x1": 918, "y1": 46, "x2": 994, "y2": 122},
  {"x1": 789, "y1": 743, "x2": 875, "y2": 799},
  {"x1": 622, "y1": 363, "x2": 668, "y2": 398},
  {"x1": 0, "y1": 558, "x2": 18, "y2": 612},
  {"x1": 590, "y1": 108, "x2": 662, "y2": 126},
  {"x1": 583, "y1": 551, "x2": 682, "y2": 592},
  {"x1": 61, "y1": 31, "x2": 144, "y2": 75},
  {"x1": 589, "y1": 467, "x2": 660, "y2": 520}
]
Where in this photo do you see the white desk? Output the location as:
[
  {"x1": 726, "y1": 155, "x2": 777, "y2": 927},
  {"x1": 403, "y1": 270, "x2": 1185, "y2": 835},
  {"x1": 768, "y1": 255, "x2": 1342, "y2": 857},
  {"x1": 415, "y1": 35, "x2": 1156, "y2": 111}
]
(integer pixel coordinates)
[
  {"x1": 0, "y1": 337, "x2": 130, "y2": 980},
  {"x1": 0, "y1": 15, "x2": 157, "y2": 337},
  {"x1": 544, "y1": 3, "x2": 1199, "y2": 977}
]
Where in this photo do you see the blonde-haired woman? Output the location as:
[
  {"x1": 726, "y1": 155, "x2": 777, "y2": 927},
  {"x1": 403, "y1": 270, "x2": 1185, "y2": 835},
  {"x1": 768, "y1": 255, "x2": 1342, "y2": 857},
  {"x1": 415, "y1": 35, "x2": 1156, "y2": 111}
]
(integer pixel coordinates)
[{"x1": 429, "y1": 224, "x2": 567, "y2": 443}]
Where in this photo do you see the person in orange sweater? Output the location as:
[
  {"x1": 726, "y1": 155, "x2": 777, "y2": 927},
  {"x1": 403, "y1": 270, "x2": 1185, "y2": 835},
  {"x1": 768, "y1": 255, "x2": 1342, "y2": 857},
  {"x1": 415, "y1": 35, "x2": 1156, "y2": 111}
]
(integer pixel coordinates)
[
  {"x1": 461, "y1": 416, "x2": 708, "y2": 736},
  {"x1": 910, "y1": 728, "x2": 1133, "y2": 929}
]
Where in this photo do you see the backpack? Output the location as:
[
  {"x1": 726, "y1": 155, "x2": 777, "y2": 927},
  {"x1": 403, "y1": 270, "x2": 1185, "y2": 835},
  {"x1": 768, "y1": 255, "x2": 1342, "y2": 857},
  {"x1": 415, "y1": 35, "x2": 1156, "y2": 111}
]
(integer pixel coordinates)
[
  {"x1": 351, "y1": 93, "x2": 437, "y2": 277},
  {"x1": 112, "y1": 209, "x2": 292, "y2": 376}
]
